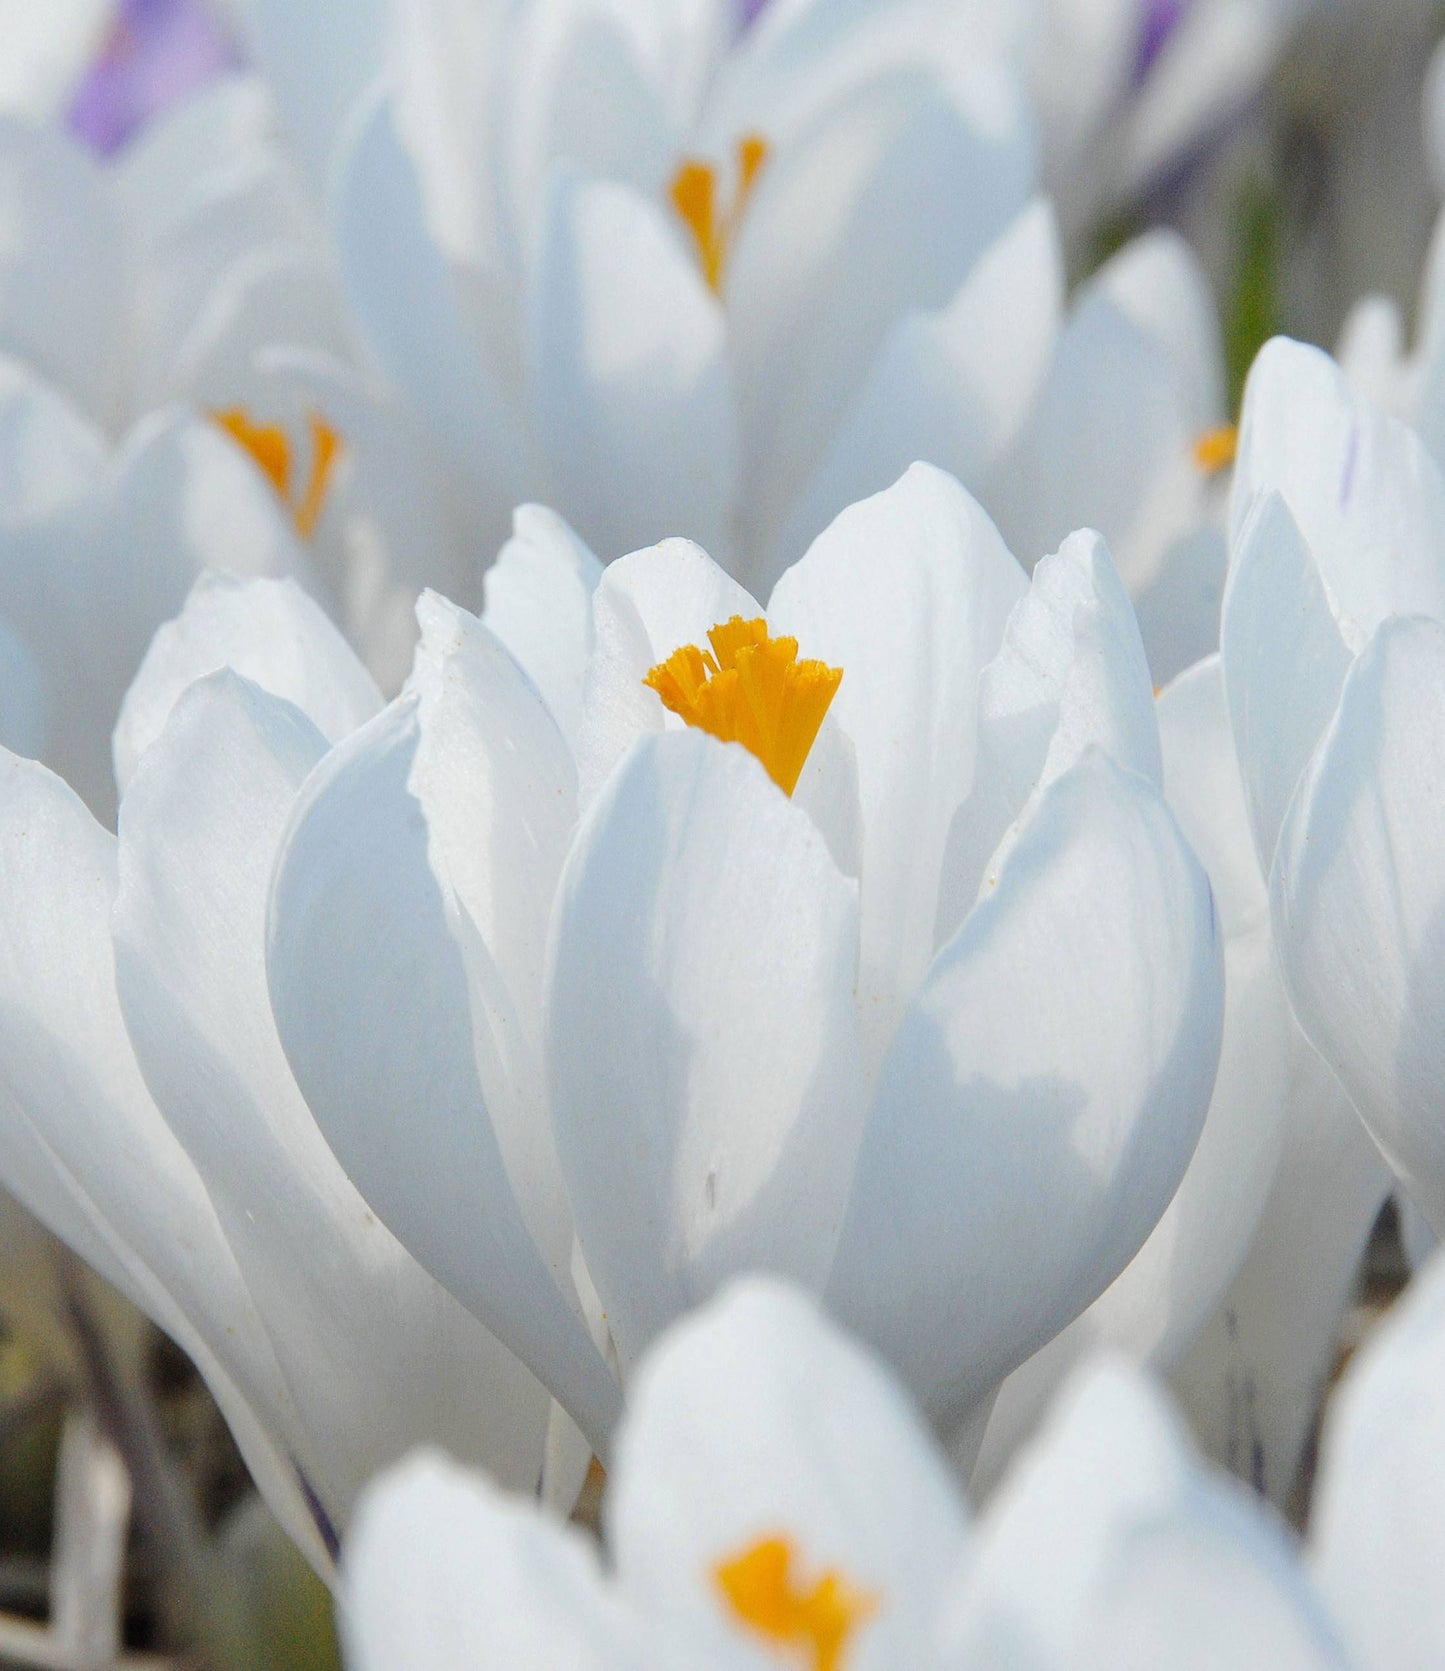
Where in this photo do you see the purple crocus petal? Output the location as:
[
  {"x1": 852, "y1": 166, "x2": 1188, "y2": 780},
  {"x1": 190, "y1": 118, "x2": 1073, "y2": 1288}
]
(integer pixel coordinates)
[
  {"x1": 1135, "y1": 0, "x2": 1191, "y2": 82},
  {"x1": 737, "y1": 0, "x2": 772, "y2": 32},
  {"x1": 67, "y1": 0, "x2": 238, "y2": 157}
]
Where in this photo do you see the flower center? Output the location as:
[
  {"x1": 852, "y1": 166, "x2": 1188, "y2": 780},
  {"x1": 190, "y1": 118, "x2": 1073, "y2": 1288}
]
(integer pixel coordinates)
[
  {"x1": 669, "y1": 134, "x2": 770, "y2": 294},
  {"x1": 211, "y1": 407, "x2": 343, "y2": 539},
  {"x1": 644, "y1": 616, "x2": 842, "y2": 797},
  {"x1": 1192, "y1": 423, "x2": 1237, "y2": 476},
  {"x1": 714, "y1": 1534, "x2": 877, "y2": 1671}
]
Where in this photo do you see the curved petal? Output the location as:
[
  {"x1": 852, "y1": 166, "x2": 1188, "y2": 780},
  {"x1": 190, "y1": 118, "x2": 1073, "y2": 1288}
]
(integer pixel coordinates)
[
  {"x1": 769, "y1": 197, "x2": 1064, "y2": 588},
  {"x1": 0, "y1": 746, "x2": 333, "y2": 1560},
  {"x1": 1170, "y1": 1031, "x2": 1389, "y2": 1508},
  {"x1": 114, "y1": 573, "x2": 382, "y2": 795},
  {"x1": 114, "y1": 671, "x2": 550, "y2": 1514},
  {"x1": 1271, "y1": 616, "x2": 1445, "y2": 1234},
  {"x1": 332, "y1": 89, "x2": 527, "y2": 558},
  {"x1": 0, "y1": 120, "x2": 123, "y2": 423},
  {"x1": 0, "y1": 351, "x2": 106, "y2": 523},
  {"x1": 1311, "y1": 1245, "x2": 1445, "y2": 1668},
  {"x1": 609, "y1": 1278, "x2": 969, "y2": 1670},
  {"x1": 769, "y1": 463, "x2": 1027, "y2": 1062},
  {"x1": 546, "y1": 730, "x2": 866, "y2": 1373},
  {"x1": 528, "y1": 174, "x2": 736, "y2": 565},
  {"x1": 728, "y1": 65, "x2": 1034, "y2": 558},
  {"x1": 1221, "y1": 491, "x2": 1356, "y2": 879},
  {"x1": 935, "y1": 527, "x2": 1161, "y2": 944},
  {"x1": 826, "y1": 751, "x2": 1224, "y2": 1432},
  {"x1": 1230, "y1": 337, "x2": 1445, "y2": 636},
  {"x1": 481, "y1": 503, "x2": 603, "y2": 752},
  {"x1": 267, "y1": 694, "x2": 620, "y2": 1455},
  {"x1": 942, "y1": 1360, "x2": 1345, "y2": 1670},
  {"x1": 343, "y1": 1452, "x2": 678, "y2": 1671},
  {"x1": 0, "y1": 617, "x2": 47, "y2": 760},
  {"x1": 575, "y1": 535, "x2": 760, "y2": 807},
  {"x1": 0, "y1": 410, "x2": 306, "y2": 819}
]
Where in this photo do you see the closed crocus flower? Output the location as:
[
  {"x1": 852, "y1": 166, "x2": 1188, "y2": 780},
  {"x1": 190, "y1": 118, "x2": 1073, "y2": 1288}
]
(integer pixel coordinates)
[
  {"x1": 1223, "y1": 340, "x2": 1445, "y2": 1235},
  {"x1": 974, "y1": 651, "x2": 1390, "y2": 1509},
  {"x1": 0, "y1": 571, "x2": 556, "y2": 1579},
  {"x1": 241, "y1": 0, "x2": 1035, "y2": 588},
  {"x1": 267, "y1": 462, "x2": 1224, "y2": 1465},
  {"x1": 342, "y1": 1254, "x2": 1445, "y2": 1669}
]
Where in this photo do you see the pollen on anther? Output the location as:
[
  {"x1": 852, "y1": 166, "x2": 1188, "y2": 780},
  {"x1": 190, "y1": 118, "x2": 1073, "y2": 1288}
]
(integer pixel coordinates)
[{"x1": 1192, "y1": 423, "x2": 1238, "y2": 476}]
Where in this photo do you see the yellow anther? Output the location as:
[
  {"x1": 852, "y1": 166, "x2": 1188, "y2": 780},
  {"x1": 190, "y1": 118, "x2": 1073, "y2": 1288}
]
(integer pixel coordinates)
[
  {"x1": 210, "y1": 406, "x2": 344, "y2": 540},
  {"x1": 644, "y1": 616, "x2": 842, "y2": 797},
  {"x1": 1192, "y1": 423, "x2": 1238, "y2": 476},
  {"x1": 714, "y1": 1535, "x2": 878, "y2": 1671},
  {"x1": 669, "y1": 133, "x2": 771, "y2": 294}
]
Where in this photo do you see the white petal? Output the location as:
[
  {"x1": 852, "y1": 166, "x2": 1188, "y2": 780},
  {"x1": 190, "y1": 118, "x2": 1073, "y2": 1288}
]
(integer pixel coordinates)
[
  {"x1": 546, "y1": 730, "x2": 866, "y2": 1373},
  {"x1": 267, "y1": 695, "x2": 621, "y2": 1455},
  {"x1": 0, "y1": 616, "x2": 46, "y2": 761},
  {"x1": 0, "y1": 351, "x2": 106, "y2": 522},
  {"x1": 0, "y1": 747, "x2": 331, "y2": 1561},
  {"x1": 1230, "y1": 336, "x2": 1445, "y2": 635},
  {"x1": 827, "y1": 752, "x2": 1223, "y2": 1432},
  {"x1": 1170, "y1": 1033, "x2": 1389, "y2": 1506},
  {"x1": 987, "y1": 277, "x2": 1198, "y2": 597},
  {"x1": 0, "y1": 121, "x2": 123, "y2": 423},
  {"x1": 943, "y1": 1359, "x2": 1344, "y2": 1670},
  {"x1": 609, "y1": 1278, "x2": 969, "y2": 1671},
  {"x1": 114, "y1": 672, "x2": 550, "y2": 1514},
  {"x1": 729, "y1": 66, "x2": 1034, "y2": 560},
  {"x1": 574, "y1": 536, "x2": 760, "y2": 808},
  {"x1": 343, "y1": 1452, "x2": 671, "y2": 1671},
  {"x1": 114, "y1": 573, "x2": 381, "y2": 795},
  {"x1": 769, "y1": 464, "x2": 1027, "y2": 1064},
  {"x1": 769, "y1": 197, "x2": 1064, "y2": 587},
  {"x1": 935, "y1": 527, "x2": 1161, "y2": 944},
  {"x1": 528, "y1": 174, "x2": 736, "y2": 564},
  {"x1": 1272, "y1": 616, "x2": 1445, "y2": 1233},
  {"x1": 0, "y1": 0, "x2": 108, "y2": 124},
  {"x1": 0, "y1": 411, "x2": 306, "y2": 819},
  {"x1": 333, "y1": 89, "x2": 527, "y2": 557},
  {"x1": 481, "y1": 503, "x2": 603, "y2": 751},
  {"x1": 1312, "y1": 1245, "x2": 1445, "y2": 1668},
  {"x1": 1221, "y1": 491, "x2": 1357, "y2": 878}
]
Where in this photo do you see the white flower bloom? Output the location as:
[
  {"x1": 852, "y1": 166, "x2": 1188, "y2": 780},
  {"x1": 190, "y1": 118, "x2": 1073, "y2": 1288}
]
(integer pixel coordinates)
[
  {"x1": 263, "y1": 462, "x2": 1223, "y2": 1464},
  {"x1": 238, "y1": 0, "x2": 1037, "y2": 589},
  {"x1": 0, "y1": 572, "x2": 557, "y2": 1577},
  {"x1": 342, "y1": 1254, "x2": 1445, "y2": 1668}
]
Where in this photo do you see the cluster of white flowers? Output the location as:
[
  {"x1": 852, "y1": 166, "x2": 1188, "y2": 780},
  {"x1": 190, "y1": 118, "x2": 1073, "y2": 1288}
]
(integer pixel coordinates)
[{"x1": 4, "y1": 0, "x2": 1445, "y2": 1664}]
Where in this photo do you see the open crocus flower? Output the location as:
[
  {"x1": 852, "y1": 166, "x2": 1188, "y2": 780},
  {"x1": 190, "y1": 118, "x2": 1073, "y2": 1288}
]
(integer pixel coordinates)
[
  {"x1": 241, "y1": 0, "x2": 1035, "y2": 585},
  {"x1": 0, "y1": 68, "x2": 476, "y2": 817},
  {"x1": 0, "y1": 571, "x2": 560, "y2": 1579},
  {"x1": 342, "y1": 1256, "x2": 1445, "y2": 1668},
  {"x1": 266, "y1": 461, "x2": 1223, "y2": 1464}
]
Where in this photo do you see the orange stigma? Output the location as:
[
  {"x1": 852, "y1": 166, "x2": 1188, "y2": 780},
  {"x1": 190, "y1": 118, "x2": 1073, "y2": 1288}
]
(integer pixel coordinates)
[
  {"x1": 1192, "y1": 423, "x2": 1238, "y2": 476},
  {"x1": 714, "y1": 1535, "x2": 878, "y2": 1671},
  {"x1": 211, "y1": 408, "x2": 343, "y2": 540},
  {"x1": 670, "y1": 133, "x2": 771, "y2": 293},
  {"x1": 645, "y1": 616, "x2": 842, "y2": 797}
]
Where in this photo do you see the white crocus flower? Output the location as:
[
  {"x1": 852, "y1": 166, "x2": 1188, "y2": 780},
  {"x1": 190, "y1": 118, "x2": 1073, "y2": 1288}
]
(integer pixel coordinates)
[
  {"x1": 0, "y1": 571, "x2": 556, "y2": 1578},
  {"x1": 266, "y1": 462, "x2": 1223, "y2": 1464},
  {"x1": 0, "y1": 78, "x2": 474, "y2": 817},
  {"x1": 342, "y1": 1253, "x2": 1445, "y2": 1668},
  {"x1": 241, "y1": 0, "x2": 1036, "y2": 588},
  {"x1": 974, "y1": 647, "x2": 1388, "y2": 1506}
]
